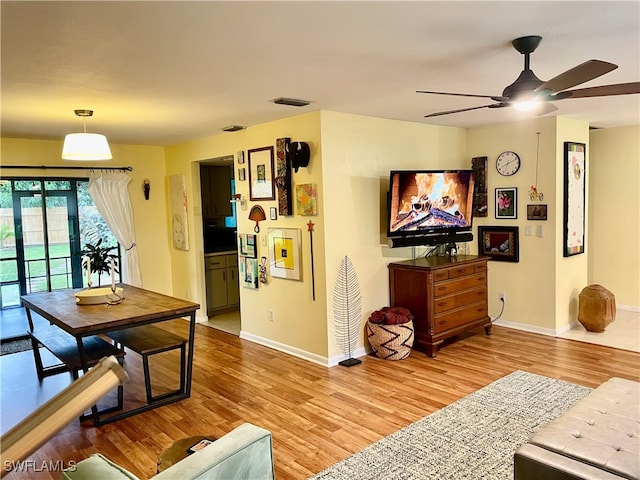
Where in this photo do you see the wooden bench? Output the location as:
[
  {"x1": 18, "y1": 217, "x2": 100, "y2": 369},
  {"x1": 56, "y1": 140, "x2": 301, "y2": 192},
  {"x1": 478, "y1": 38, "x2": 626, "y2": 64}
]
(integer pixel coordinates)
[
  {"x1": 28, "y1": 325, "x2": 126, "y2": 418},
  {"x1": 28, "y1": 325, "x2": 125, "y2": 380},
  {"x1": 107, "y1": 325, "x2": 187, "y2": 403}
]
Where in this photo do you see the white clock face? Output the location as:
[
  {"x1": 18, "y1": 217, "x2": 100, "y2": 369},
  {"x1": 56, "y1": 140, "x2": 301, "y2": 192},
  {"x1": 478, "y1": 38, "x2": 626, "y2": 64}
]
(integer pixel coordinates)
[{"x1": 496, "y1": 151, "x2": 521, "y2": 176}]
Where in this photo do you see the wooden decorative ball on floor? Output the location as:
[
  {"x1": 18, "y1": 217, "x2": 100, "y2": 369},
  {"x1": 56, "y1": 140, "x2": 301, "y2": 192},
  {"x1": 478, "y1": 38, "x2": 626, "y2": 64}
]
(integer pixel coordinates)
[{"x1": 578, "y1": 284, "x2": 616, "y2": 333}]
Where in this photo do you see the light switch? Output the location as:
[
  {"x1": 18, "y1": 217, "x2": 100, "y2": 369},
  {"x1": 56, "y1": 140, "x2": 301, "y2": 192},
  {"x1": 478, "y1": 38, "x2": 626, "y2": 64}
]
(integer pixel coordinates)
[
  {"x1": 525, "y1": 225, "x2": 532, "y2": 236},
  {"x1": 262, "y1": 234, "x2": 267, "y2": 246},
  {"x1": 537, "y1": 225, "x2": 544, "y2": 238}
]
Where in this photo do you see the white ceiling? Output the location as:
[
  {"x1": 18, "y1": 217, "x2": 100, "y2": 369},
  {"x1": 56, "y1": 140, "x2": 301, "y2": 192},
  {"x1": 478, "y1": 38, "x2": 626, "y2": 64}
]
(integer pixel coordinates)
[{"x1": 2, "y1": 1, "x2": 639, "y2": 147}]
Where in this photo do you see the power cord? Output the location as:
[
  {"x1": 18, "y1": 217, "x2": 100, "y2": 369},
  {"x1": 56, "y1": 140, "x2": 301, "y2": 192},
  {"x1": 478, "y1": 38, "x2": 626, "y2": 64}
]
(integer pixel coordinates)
[{"x1": 492, "y1": 297, "x2": 505, "y2": 323}]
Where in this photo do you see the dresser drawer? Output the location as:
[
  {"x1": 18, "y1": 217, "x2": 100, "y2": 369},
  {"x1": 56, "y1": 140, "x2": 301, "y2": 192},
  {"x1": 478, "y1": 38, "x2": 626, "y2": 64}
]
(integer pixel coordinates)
[
  {"x1": 433, "y1": 287, "x2": 488, "y2": 314},
  {"x1": 475, "y1": 262, "x2": 486, "y2": 273},
  {"x1": 447, "y1": 264, "x2": 476, "y2": 279},
  {"x1": 434, "y1": 301, "x2": 488, "y2": 333},
  {"x1": 433, "y1": 273, "x2": 487, "y2": 297}
]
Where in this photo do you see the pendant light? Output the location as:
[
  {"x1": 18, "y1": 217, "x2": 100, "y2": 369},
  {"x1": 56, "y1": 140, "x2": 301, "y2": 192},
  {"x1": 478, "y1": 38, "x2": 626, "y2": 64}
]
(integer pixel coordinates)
[{"x1": 62, "y1": 109, "x2": 112, "y2": 161}]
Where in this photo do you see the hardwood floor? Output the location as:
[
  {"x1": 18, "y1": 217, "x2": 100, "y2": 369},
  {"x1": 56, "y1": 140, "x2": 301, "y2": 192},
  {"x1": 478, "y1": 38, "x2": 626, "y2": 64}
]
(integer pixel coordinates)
[{"x1": 1, "y1": 321, "x2": 639, "y2": 480}]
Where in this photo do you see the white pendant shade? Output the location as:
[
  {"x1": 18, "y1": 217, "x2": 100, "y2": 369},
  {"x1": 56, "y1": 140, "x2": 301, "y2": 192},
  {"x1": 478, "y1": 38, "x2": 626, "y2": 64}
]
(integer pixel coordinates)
[{"x1": 62, "y1": 133, "x2": 112, "y2": 161}]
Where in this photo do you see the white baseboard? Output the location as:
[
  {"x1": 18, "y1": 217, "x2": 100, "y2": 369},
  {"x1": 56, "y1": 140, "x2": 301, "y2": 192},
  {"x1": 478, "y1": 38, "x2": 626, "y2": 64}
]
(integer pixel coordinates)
[
  {"x1": 492, "y1": 319, "x2": 559, "y2": 337},
  {"x1": 618, "y1": 304, "x2": 640, "y2": 313},
  {"x1": 239, "y1": 331, "x2": 367, "y2": 368},
  {"x1": 494, "y1": 303, "x2": 640, "y2": 337}
]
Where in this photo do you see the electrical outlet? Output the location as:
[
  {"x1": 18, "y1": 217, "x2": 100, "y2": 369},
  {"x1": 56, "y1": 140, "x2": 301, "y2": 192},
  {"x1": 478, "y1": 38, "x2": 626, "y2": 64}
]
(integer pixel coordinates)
[
  {"x1": 268, "y1": 310, "x2": 275, "y2": 322},
  {"x1": 499, "y1": 292, "x2": 506, "y2": 302}
]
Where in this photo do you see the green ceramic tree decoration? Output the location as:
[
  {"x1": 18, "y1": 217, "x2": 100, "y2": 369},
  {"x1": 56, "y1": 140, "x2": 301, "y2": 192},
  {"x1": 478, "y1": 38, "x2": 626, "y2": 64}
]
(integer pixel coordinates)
[{"x1": 332, "y1": 255, "x2": 362, "y2": 367}]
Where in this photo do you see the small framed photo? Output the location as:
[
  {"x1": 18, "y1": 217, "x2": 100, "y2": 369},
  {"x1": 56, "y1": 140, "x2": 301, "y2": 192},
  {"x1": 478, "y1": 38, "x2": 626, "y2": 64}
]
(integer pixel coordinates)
[
  {"x1": 240, "y1": 257, "x2": 259, "y2": 289},
  {"x1": 478, "y1": 226, "x2": 519, "y2": 262},
  {"x1": 270, "y1": 207, "x2": 277, "y2": 221},
  {"x1": 188, "y1": 438, "x2": 214, "y2": 454},
  {"x1": 237, "y1": 150, "x2": 245, "y2": 164},
  {"x1": 527, "y1": 204, "x2": 547, "y2": 220},
  {"x1": 495, "y1": 187, "x2": 517, "y2": 219},
  {"x1": 238, "y1": 234, "x2": 256, "y2": 258},
  {"x1": 237, "y1": 168, "x2": 246, "y2": 182}
]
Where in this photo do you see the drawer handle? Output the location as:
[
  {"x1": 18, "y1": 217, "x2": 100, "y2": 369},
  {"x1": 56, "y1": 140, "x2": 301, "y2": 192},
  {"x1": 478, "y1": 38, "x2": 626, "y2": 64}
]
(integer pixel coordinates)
[
  {"x1": 437, "y1": 302, "x2": 447, "y2": 307},
  {"x1": 437, "y1": 286, "x2": 447, "y2": 291},
  {"x1": 457, "y1": 269, "x2": 466, "y2": 273},
  {"x1": 476, "y1": 307, "x2": 484, "y2": 312},
  {"x1": 438, "y1": 320, "x2": 447, "y2": 326}
]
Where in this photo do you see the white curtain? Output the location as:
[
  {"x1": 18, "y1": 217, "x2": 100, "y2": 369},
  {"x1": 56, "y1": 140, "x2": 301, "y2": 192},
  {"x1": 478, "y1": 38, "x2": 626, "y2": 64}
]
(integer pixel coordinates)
[{"x1": 88, "y1": 171, "x2": 142, "y2": 287}]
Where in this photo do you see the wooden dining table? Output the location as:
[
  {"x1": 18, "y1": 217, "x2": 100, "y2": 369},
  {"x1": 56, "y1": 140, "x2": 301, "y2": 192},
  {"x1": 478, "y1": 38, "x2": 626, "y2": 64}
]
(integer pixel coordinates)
[{"x1": 21, "y1": 284, "x2": 200, "y2": 426}]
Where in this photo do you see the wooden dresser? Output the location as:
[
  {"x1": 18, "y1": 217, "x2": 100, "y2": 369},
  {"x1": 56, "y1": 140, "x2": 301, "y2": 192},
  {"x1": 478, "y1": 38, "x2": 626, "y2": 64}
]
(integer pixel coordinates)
[{"x1": 388, "y1": 255, "x2": 491, "y2": 357}]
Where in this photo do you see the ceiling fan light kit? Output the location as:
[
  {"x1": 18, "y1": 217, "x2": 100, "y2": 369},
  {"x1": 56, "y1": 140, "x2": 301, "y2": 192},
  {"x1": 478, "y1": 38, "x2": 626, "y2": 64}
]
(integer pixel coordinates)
[
  {"x1": 419, "y1": 35, "x2": 640, "y2": 119},
  {"x1": 62, "y1": 109, "x2": 112, "y2": 161}
]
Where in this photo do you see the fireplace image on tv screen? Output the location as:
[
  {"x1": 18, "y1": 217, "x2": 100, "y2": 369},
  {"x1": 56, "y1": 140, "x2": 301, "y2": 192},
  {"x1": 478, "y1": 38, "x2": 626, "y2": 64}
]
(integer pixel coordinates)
[{"x1": 388, "y1": 170, "x2": 475, "y2": 238}]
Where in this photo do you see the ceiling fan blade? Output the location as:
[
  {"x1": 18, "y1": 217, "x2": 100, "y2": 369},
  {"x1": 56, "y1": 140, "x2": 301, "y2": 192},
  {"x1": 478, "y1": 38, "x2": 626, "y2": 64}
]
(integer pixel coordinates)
[
  {"x1": 424, "y1": 104, "x2": 500, "y2": 118},
  {"x1": 553, "y1": 82, "x2": 640, "y2": 99},
  {"x1": 417, "y1": 90, "x2": 506, "y2": 101},
  {"x1": 536, "y1": 60, "x2": 618, "y2": 94}
]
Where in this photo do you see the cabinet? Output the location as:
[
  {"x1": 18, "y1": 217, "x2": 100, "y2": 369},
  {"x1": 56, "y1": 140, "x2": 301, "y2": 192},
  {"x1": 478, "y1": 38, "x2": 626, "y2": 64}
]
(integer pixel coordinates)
[
  {"x1": 205, "y1": 253, "x2": 239, "y2": 315},
  {"x1": 201, "y1": 166, "x2": 232, "y2": 218},
  {"x1": 388, "y1": 255, "x2": 491, "y2": 357}
]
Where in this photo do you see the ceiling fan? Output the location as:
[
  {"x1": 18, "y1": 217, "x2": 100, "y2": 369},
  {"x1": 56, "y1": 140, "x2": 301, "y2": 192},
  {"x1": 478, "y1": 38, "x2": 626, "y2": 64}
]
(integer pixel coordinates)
[{"x1": 418, "y1": 35, "x2": 640, "y2": 118}]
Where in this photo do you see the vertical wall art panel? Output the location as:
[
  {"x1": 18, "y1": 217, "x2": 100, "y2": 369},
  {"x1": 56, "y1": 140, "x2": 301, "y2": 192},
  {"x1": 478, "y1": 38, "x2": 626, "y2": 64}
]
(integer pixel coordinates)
[
  {"x1": 275, "y1": 137, "x2": 293, "y2": 216},
  {"x1": 169, "y1": 174, "x2": 189, "y2": 251},
  {"x1": 563, "y1": 142, "x2": 586, "y2": 257},
  {"x1": 472, "y1": 156, "x2": 488, "y2": 217},
  {"x1": 295, "y1": 183, "x2": 318, "y2": 216}
]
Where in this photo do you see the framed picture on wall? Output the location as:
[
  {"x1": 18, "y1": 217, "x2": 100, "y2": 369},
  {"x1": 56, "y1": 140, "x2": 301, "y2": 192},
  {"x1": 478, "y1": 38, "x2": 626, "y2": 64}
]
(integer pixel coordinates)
[
  {"x1": 268, "y1": 228, "x2": 302, "y2": 280},
  {"x1": 495, "y1": 187, "x2": 517, "y2": 219},
  {"x1": 527, "y1": 204, "x2": 547, "y2": 220},
  {"x1": 563, "y1": 141, "x2": 586, "y2": 257},
  {"x1": 478, "y1": 226, "x2": 519, "y2": 262},
  {"x1": 248, "y1": 146, "x2": 275, "y2": 201}
]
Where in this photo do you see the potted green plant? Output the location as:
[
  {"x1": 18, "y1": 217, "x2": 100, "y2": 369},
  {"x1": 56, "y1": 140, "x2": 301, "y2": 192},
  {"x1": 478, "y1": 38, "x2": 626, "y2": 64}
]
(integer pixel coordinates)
[{"x1": 80, "y1": 238, "x2": 119, "y2": 287}]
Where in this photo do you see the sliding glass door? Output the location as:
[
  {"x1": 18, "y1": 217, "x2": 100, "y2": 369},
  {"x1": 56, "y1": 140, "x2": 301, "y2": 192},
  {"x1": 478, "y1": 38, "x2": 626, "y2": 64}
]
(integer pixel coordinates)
[
  {"x1": 0, "y1": 178, "x2": 120, "y2": 339},
  {"x1": 1, "y1": 180, "x2": 82, "y2": 307}
]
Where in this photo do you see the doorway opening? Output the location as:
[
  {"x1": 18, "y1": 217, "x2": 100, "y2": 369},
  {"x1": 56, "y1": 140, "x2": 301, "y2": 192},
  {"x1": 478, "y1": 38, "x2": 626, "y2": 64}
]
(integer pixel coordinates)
[{"x1": 199, "y1": 157, "x2": 240, "y2": 336}]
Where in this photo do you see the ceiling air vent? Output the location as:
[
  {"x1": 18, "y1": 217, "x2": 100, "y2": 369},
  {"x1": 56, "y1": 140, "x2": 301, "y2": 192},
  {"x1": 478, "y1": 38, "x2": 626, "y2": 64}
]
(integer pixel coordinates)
[
  {"x1": 221, "y1": 125, "x2": 245, "y2": 132},
  {"x1": 271, "y1": 97, "x2": 310, "y2": 107}
]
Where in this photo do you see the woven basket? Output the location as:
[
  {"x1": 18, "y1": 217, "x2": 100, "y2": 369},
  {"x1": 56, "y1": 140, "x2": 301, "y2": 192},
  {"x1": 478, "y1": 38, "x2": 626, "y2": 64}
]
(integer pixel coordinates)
[{"x1": 366, "y1": 320, "x2": 414, "y2": 360}]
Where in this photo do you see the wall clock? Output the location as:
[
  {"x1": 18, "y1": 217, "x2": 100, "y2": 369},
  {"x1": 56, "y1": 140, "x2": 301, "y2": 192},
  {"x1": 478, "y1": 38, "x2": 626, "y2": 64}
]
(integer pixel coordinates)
[{"x1": 496, "y1": 151, "x2": 521, "y2": 176}]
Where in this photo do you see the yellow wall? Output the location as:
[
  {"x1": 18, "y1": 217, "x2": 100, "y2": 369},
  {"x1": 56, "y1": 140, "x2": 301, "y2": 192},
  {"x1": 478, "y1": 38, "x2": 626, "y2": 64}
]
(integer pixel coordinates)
[
  {"x1": 320, "y1": 111, "x2": 468, "y2": 359},
  {"x1": 589, "y1": 125, "x2": 640, "y2": 307},
  {"x1": 164, "y1": 112, "x2": 330, "y2": 359},
  {"x1": 467, "y1": 116, "x2": 591, "y2": 332},
  {"x1": 0, "y1": 137, "x2": 172, "y2": 295},
  {"x1": 3, "y1": 114, "x2": 637, "y2": 365},
  {"x1": 554, "y1": 117, "x2": 590, "y2": 329}
]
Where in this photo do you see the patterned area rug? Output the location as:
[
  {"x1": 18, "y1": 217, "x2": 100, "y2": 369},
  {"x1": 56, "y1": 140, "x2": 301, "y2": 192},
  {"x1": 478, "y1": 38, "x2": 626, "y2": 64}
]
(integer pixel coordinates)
[
  {"x1": 0, "y1": 339, "x2": 32, "y2": 356},
  {"x1": 309, "y1": 370, "x2": 591, "y2": 480}
]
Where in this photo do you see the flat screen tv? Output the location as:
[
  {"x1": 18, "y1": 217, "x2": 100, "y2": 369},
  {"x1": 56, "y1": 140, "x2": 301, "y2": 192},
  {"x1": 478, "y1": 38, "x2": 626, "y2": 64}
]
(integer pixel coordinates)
[{"x1": 387, "y1": 170, "x2": 475, "y2": 244}]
